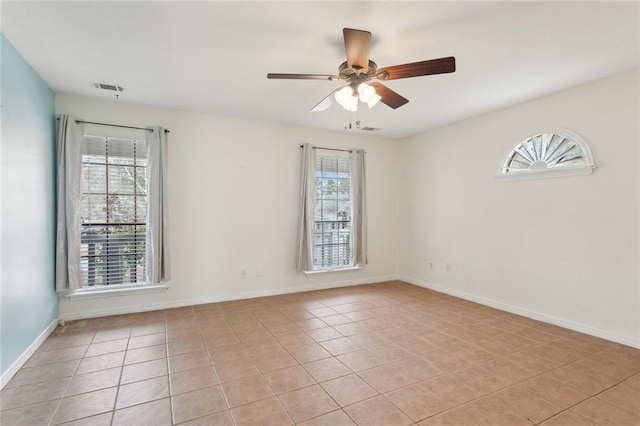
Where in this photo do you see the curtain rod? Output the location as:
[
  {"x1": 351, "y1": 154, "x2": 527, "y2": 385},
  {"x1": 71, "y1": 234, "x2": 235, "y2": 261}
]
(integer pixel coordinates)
[
  {"x1": 56, "y1": 118, "x2": 170, "y2": 133},
  {"x1": 299, "y1": 145, "x2": 352, "y2": 153}
]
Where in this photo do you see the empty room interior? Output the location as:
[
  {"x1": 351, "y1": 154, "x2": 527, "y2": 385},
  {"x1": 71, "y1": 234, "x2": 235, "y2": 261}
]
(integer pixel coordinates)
[{"x1": 1, "y1": 1, "x2": 639, "y2": 425}]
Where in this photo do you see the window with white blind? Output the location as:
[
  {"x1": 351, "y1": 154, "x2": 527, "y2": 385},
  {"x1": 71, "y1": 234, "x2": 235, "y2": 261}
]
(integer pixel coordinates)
[
  {"x1": 80, "y1": 135, "x2": 147, "y2": 286},
  {"x1": 314, "y1": 151, "x2": 352, "y2": 269}
]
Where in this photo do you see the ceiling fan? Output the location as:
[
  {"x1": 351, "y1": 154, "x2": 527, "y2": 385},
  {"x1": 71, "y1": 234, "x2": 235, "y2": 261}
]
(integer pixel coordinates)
[{"x1": 267, "y1": 28, "x2": 456, "y2": 112}]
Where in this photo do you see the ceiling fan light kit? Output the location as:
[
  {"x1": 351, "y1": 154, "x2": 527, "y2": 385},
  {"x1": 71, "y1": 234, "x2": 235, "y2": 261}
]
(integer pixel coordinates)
[
  {"x1": 334, "y1": 86, "x2": 357, "y2": 111},
  {"x1": 333, "y1": 83, "x2": 381, "y2": 111},
  {"x1": 267, "y1": 28, "x2": 456, "y2": 112},
  {"x1": 357, "y1": 83, "x2": 382, "y2": 108}
]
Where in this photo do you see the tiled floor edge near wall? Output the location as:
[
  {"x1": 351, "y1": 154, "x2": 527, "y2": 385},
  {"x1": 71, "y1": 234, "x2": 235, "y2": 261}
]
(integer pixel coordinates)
[
  {"x1": 0, "y1": 318, "x2": 59, "y2": 389},
  {"x1": 58, "y1": 275, "x2": 400, "y2": 323},
  {"x1": 400, "y1": 276, "x2": 640, "y2": 350},
  {"x1": 1, "y1": 276, "x2": 395, "y2": 390},
  {"x1": 2, "y1": 280, "x2": 638, "y2": 425},
  {"x1": 4, "y1": 276, "x2": 637, "y2": 391}
]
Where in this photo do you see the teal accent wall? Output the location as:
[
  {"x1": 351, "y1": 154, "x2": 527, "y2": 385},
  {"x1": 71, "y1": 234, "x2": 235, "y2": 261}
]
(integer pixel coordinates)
[{"x1": 1, "y1": 34, "x2": 58, "y2": 378}]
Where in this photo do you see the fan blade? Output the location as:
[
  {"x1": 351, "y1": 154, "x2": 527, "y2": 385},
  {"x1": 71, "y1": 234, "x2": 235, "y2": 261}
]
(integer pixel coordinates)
[
  {"x1": 370, "y1": 82, "x2": 409, "y2": 109},
  {"x1": 310, "y1": 90, "x2": 337, "y2": 112},
  {"x1": 376, "y1": 57, "x2": 456, "y2": 80},
  {"x1": 343, "y1": 28, "x2": 371, "y2": 70},
  {"x1": 267, "y1": 73, "x2": 336, "y2": 81}
]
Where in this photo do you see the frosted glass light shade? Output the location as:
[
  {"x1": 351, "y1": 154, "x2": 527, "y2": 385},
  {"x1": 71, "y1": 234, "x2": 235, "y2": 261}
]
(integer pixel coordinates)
[
  {"x1": 335, "y1": 83, "x2": 382, "y2": 111},
  {"x1": 334, "y1": 86, "x2": 358, "y2": 111},
  {"x1": 357, "y1": 83, "x2": 381, "y2": 109},
  {"x1": 367, "y1": 93, "x2": 381, "y2": 108},
  {"x1": 357, "y1": 83, "x2": 375, "y2": 102},
  {"x1": 334, "y1": 86, "x2": 353, "y2": 106}
]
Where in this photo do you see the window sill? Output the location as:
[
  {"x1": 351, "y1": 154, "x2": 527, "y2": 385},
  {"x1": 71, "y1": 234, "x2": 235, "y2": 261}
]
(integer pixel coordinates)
[
  {"x1": 303, "y1": 266, "x2": 362, "y2": 276},
  {"x1": 495, "y1": 165, "x2": 596, "y2": 182},
  {"x1": 65, "y1": 283, "x2": 170, "y2": 300}
]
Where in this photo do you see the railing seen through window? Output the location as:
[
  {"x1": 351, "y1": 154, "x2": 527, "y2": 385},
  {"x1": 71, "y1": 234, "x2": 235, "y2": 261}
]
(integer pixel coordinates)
[
  {"x1": 314, "y1": 153, "x2": 352, "y2": 269},
  {"x1": 80, "y1": 136, "x2": 147, "y2": 286}
]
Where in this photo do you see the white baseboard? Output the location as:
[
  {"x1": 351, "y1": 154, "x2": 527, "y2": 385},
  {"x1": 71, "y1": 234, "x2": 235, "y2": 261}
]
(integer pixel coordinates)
[
  {"x1": 58, "y1": 274, "x2": 638, "y2": 349},
  {"x1": 1, "y1": 318, "x2": 59, "y2": 389},
  {"x1": 59, "y1": 275, "x2": 399, "y2": 322},
  {"x1": 400, "y1": 276, "x2": 640, "y2": 349}
]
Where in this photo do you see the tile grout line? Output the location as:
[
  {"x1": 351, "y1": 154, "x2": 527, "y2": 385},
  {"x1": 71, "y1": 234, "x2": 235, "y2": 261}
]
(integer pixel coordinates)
[
  {"x1": 5, "y1": 283, "x2": 639, "y2": 425},
  {"x1": 380, "y1": 340, "x2": 629, "y2": 424}
]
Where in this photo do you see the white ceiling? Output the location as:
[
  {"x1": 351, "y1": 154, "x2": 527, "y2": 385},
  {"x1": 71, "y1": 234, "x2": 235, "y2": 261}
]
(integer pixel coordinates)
[{"x1": 2, "y1": 1, "x2": 639, "y2": 139}]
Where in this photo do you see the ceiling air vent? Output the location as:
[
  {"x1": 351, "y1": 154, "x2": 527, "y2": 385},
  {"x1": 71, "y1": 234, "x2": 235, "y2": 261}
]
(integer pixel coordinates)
[
  {"x1": 361, "y1": 127, "x2": 380, "y2": 131},
  {"x1": 93, "y1": 82, "x2": 124, "y2": 93}
]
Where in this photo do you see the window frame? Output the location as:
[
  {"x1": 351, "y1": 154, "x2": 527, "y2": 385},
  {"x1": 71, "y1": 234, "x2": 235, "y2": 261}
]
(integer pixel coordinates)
[
  {"x1": 495, "y1": 128, "x2": 596, "y2": 182},
  {"x1": 80, "y1": 134, "x2": 148, "y2": 288},
  {"x1": 58, "y1": 119, "x2": 170, "y2": 299},
  {"x1": 66, "y1": 281, "x2": 169, "y2": 300},
  {"x1": 311, "y1": 149, "x2": 355, "y2": 272},
  {"x1": 76, "y1": 125, "x2": 153, "y2": 292}
]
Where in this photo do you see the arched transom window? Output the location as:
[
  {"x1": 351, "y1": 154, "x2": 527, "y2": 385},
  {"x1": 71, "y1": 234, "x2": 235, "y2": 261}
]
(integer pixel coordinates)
[{"x1": 497, "y1": 129, "x2": 595, "y2": 181}]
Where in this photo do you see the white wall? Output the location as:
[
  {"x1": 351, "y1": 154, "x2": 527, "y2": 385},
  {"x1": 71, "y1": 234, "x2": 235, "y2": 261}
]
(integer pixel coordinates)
[
  {"x1": 56, "y1": 95, "x2": 399, "y2": 319},
  {"x1": 398, "y1": 69, "x2": 640, "y2": 347},
  {"x1": 56, "y1": 70, "x2": 639, "y2": 347}
]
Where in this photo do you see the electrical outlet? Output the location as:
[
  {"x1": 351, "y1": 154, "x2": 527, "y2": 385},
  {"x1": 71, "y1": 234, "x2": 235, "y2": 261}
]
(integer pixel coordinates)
[
  {"x1": 240, "y1": 268, "x2": 247, "y2": 277},
  {"x1": 428, "y1": 261, "x2": 434, "y2": 270},
  {"x1": 445, "y1": 262, "x2": 451, "y2": 272}
]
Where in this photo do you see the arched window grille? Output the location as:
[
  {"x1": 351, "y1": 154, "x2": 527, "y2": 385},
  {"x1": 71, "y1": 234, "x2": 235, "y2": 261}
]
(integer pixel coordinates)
[{"x1": 497, "y1": 129, "x2": 595, "y2": 181}]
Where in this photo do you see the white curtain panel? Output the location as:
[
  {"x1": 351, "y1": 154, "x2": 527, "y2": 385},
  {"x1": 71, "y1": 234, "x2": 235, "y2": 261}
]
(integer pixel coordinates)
[
  {"x1": 350, "y1": 149, "x2": 368, "y2": 266},
  {"x1": 55, "y1": 115, "x2": 84, "y2": 292},
  {"x1": 145, "y1": 127, "x2": 171, "y2": 284},
  {"x1": 296, "y1": 143, "x2": 316, "y2": 271}
]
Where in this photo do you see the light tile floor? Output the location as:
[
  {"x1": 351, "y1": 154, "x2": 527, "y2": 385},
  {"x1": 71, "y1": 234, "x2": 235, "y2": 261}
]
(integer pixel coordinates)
[{"x1": 1, "y1": 281, "x2": 639, "y2": 425}]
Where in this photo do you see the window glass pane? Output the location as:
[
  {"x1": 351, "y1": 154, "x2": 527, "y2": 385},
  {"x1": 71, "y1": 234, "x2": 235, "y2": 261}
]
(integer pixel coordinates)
[
  {"x1": 107, "y1": 139, "x2": 145, "y2": 165},
  {"x1": 107, "y1": 195, "x2": 139, "y2": 223},
  {"x1": 337, "y1": 157, "x2": 350, "y2": 174},
  {"x1": 135, "y1": 196, "x2": 147, "y2": 223},
  {"x1": 108, "y1": 156, "x2": 135, "y2": 166},
  {"x1": 107, "y1": 166, "x2": 138, "y2": 195},
  {"x1": 81, "y1": 195, "x2": 107, "y2": 223},
  {"x1": 80, "y1": 136, "x2": 147, "y2": 287},
  {"x1": 338, "y1": 200, "x2": 351, "y2": 221},
  {"x1": 337, "y1": 178, "x2": 350, "y2": 197},
  {"x1": 502, "y1": 131, "x2": 588, "y2": 174},
  {"x1": 321, "y1": 178, "x2": 337, "y2": 196},
  {"x1": 313, "y1": 152, "x2": 352, "y2": 270},
  {"x1": 318, "y1": 200, "x2": 338, "y2": 221},
  {"x1": 82, "y1": 163, "x2": 107, "y2": 194}
]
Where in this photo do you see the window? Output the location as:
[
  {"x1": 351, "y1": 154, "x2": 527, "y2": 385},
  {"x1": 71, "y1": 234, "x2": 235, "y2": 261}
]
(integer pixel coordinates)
[
  {"x1": 296, "y1": 144, "x2": 365, "y2": 273},
  {"x1": 496, "y1": 128, "x2": 595, "y2": 181},
  {"x1": 313, "y1": 151, "x2": 352, "y2": 270},
  {"x1": 80, "y1": 135, "x2": 147, "y2": 286},
  {"x1": 56, "y1": 116, "x2": 169, "y2": 295}
]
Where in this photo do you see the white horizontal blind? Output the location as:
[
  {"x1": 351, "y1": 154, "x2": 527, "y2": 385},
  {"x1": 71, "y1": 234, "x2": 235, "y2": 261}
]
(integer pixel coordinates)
[
  {"x1": 314, "y1": 151, "x2": 352, "y2": 269},
  {"x1": 80, "y1": 136, "x2": 147, "y2": 286}
]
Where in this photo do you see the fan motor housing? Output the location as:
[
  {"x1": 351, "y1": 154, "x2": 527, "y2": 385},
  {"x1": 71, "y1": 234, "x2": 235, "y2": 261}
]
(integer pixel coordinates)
[{"x1": 338, "y1": 60, "x2": 378, "y2": 82}]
